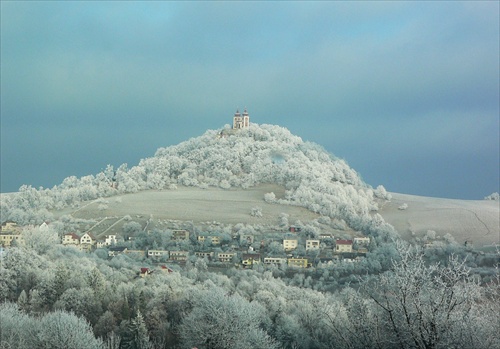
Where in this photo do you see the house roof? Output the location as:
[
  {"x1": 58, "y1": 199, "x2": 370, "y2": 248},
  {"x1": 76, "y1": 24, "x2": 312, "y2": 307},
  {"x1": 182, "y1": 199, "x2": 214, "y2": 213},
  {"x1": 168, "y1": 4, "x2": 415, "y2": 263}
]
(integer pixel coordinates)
[
  {"x1": 109, "y1": 246, "x2": 127, "y2": 252},
  {"x1": 65, "y1": 233, "x2": 80, "y2": 240},
  {"x1": 336, "y1": 239, "x2": 353, "y2": 245},
  {"x1": 242, "y1": 253, "x2": 261, "y2": 259}
]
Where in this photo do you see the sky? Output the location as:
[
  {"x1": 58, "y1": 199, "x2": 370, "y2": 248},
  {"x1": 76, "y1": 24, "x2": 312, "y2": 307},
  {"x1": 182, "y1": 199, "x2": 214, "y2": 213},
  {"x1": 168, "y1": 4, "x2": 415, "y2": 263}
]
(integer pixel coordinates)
[{"x1": 1, "y1": 1, "x2": 499, "y2": 199}]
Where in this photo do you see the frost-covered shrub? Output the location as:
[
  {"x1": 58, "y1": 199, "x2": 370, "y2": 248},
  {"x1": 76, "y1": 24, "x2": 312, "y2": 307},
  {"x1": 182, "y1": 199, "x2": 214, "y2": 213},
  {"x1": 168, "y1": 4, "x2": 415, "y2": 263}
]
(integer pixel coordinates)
[
  {"x1": 398, "y1": 203, "x2": 408, "y2": 210},
  {"x1": 484, "y1": 192, "x2": 499, "y2": 200},
  {"x1": 264, "y1": 192, "x2": 276, "y2": 203},
  {"x1": 374, "y1": 185, "x2": 392, "y2": 200},
  {"x1": 425, "y1": 230, "x2": 436, "y2": 240},
  {"x1": 98, "y1": 204, "x2": 108, "y2": 211},
  {"x1": 251, "y1": 206, "x2": 263, "y2": 217}
]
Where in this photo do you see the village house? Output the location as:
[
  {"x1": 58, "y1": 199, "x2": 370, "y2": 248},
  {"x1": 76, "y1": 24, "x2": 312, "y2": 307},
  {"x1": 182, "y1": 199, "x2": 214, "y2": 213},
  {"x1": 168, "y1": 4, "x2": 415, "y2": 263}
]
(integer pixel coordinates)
[
  {"x1": 353, "y1": 237, "x2": 370, "y2": 246},
  {"x1": 288, "y1": 226, "x2": 302, "y2": 233},
  {"x1": 241, "y1": 253, "x2": 261, "y2": 268},
  {"x1": 194, "y1": 251, "x2": 214, "y2": 260},
  {"x1": 80, "y1": 233, "x2": 96, "y2": 250},
  {"x1": 172, "y1": 229, "x2": 190, "y2": 241},
  {"x1": 198, "y1": 234, "x2": 221, "y2": 245},
  {"x1": 317, "y1": 256, "x2": 337, "y2": 268},
  {"x1": 0, "y1": 221, "x2": 24, "y2": 247},
  {"x1": 319, "y1": 233, "x2": 335, "y2": 240},
  {"x1": 217, "y1": 252, "x2": 236, "y2": 263},
  {"x1": 62, "y1": 233, "x2": 80, "y2": 245},
  {"x1": 335, "y1": 239, "x2": 353, "y2": 253},
  {"x1": 288, "y1": 257, "x2": 309, "y2": 268},
  {"x1": 139, "y1": 268, "x2": 153, "y2": 278},
  {"x1": 169, "y1": 250, "x2": 189, "y2": 262},
  {"x1": 283, "y1": 239, "x2": 298, "y2": 252},
  {"x1": 0, "y1": 231, "x2": 23, "y2": 247},
  {"x1": 96, "y1": 235, "x2": 118, "y2": 248},
  {"x1": 160, "y1": 265, "x2": 175, "y2": 273},
  {"x1": 263, "y1": 257, "x2": 287, "y2": 266},
  {"x1": 341, "y1": 252, "x2": 364, "y2": 263},
  {"x1": 1, "y1": 221, "x2": 21, "y2": 233},
  {"x1": 240, "y1": 234, "x2": 254, "y2": 244},
  {"x1": 108, "y1": 246, "x2": 128, "y2": 257},
  {"x1": 306, "y1": 239, "x2": 320, "y2": 251},
  {"x1": 147, "y1": 250, "x2": 169, "y2": 259},
  {"x1": 125, "y1": 250, "x2": 146, "y2": 258}
]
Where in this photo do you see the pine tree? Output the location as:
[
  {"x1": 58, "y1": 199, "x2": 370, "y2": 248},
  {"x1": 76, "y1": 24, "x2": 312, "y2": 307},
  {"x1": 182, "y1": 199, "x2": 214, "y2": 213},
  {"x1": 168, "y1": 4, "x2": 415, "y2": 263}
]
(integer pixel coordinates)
[{"x1": 122, "y1": 310, "x2": 151, "y2": 349}]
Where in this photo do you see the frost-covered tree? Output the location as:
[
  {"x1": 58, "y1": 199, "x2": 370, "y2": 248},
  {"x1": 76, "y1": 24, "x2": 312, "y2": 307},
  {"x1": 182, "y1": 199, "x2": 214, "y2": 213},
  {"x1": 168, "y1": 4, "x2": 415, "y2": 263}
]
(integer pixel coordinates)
[
  {"x1": 362, "y1": 243, "x2": 498, "y2": 349},
  {"x1": 21, "y1": 224, "x2": 59, "y2": 255},
  {"x1": 178, "y1": 287, "x2": 278, "y2": 349},
  {"x1": 37, "y1": 309, "x2": 105, "y2": 349}
]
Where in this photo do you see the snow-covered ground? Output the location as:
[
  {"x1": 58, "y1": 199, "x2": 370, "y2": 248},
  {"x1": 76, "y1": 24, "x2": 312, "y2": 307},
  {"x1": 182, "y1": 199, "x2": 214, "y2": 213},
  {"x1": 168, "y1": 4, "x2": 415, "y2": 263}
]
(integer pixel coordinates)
[
  {"x1": 379, "y1": 193, "x2": 499, "y2": 248},
  {"x1": 61, "y1": 184, "x2": 320, "y2": 227}
]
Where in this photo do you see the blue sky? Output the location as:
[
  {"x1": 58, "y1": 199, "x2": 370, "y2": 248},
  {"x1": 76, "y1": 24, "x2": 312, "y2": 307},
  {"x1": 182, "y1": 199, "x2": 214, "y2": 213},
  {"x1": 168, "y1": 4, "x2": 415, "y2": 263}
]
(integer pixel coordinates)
[{"x1": 1, "y1": 1, "x2": 499, "y2": 199}]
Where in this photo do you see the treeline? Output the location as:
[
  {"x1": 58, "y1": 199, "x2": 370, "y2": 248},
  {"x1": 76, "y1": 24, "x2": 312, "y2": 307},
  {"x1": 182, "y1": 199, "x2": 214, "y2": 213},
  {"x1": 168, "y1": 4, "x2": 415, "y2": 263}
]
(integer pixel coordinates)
[{"x1": 1, "y1": 239, "x2": 498, "y2": 349}]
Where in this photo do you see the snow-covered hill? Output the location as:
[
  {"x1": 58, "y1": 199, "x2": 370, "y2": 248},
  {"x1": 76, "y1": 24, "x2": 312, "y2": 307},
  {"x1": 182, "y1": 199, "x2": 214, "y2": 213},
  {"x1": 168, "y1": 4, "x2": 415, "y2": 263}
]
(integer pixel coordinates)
[{"x1": 1, "y1": 124, "x2": 394, "y2": 237}]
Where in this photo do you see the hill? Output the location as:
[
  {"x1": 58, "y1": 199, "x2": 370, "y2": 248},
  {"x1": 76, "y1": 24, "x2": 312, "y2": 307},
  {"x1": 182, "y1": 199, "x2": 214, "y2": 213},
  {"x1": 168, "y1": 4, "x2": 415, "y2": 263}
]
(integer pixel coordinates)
[
  {"x1": 379, "y1": 193, "x2": 499, "y2": 248},
  {"x1": 47, "y1": 185, "x2": 499, "y2": 248},
  {"x1": 1, "y1": 123, "x2": 498, "y2": 246}
]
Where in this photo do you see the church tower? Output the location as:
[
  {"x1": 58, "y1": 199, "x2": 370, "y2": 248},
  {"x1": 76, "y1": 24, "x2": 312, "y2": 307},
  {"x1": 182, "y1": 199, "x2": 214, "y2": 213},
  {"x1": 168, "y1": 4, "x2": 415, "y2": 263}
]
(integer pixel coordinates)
[
  {"x1": 242, "y1": 108, "x2": 249, "y2": 128},
  {"x1": 233, "y1": 108, "x2": 250, "y2": 129}
]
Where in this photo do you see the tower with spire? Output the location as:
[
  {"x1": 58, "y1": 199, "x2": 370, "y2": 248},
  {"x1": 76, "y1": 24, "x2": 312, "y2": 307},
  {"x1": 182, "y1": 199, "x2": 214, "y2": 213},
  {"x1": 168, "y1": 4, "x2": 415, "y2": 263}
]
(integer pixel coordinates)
[{"x1": 232, "y1": 108, "x2": 250, "y2": 129}]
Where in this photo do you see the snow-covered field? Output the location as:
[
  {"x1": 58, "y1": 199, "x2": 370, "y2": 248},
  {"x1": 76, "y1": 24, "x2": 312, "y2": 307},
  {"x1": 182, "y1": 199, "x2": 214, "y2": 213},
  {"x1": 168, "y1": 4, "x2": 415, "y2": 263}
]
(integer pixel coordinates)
[
  {"x1": 25, "y1": 184, "x2": 500, "y2": 247},
  {"x1": 379, "y1": 193, "x2": 499, "y2": 248},
  {"x1": 61, "y1": 184, "x2": 320, "y2": 227}
]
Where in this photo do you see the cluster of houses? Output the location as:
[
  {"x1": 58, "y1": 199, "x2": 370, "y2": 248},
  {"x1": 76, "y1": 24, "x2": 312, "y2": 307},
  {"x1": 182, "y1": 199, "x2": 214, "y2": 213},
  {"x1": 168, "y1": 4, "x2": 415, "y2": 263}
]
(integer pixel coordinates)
[
  {"x1": 136, "y1": 229, "x2": 372, "y2": 269},
  {"x1": 1, "y1": 219, "x2": 371, "y2": 270},
  {"x1": 62, "y1": 232, "x2": 117, "y2": 251}
]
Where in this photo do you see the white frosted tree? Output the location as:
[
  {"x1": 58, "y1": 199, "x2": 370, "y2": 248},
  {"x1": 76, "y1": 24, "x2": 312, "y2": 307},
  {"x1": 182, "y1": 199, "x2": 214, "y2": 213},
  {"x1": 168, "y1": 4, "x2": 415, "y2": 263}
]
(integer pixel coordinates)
[
  {"x1": 37, "y1": 310, "x2": 105, "y2": 349},
  {"x1": 178, "y1": 287, "x2": 278, "y2": 349},
  {"x1": 362, "y1": 243, "x2": 498, "y2": 349},
  {"x1": 21, "y1": 224, "x2": 59, "y2": 255}
]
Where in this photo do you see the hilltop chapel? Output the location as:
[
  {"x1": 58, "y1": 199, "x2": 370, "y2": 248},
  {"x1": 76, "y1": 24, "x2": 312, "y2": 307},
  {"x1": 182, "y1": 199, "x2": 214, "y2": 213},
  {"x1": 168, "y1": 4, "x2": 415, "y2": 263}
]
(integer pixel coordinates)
[{"x1": 232, "y1": 108, "x2": 250, "y2": 129}]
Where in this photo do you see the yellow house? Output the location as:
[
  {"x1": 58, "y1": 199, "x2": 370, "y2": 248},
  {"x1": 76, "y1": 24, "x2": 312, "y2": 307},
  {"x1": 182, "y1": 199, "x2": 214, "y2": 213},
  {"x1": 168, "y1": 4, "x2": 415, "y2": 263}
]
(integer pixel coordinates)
[
  {"x1": 241, "y1": 253, "x2": 261, "y2": 268},
  {"x1": 198, "y1": 235, "x2": 221, "y2": 245},
  {"x1": 0, "y1": 232, "x2": 23, "y2": 247},
  {"x1": 287, "y1": 258, "x2": 308, "y2": 268},
  {"x1": 62, "y1": 233, "x2": 80, "y2": 245},
  {"x1": 1, "y1": 221, "x2": 21, "y2": 234}
]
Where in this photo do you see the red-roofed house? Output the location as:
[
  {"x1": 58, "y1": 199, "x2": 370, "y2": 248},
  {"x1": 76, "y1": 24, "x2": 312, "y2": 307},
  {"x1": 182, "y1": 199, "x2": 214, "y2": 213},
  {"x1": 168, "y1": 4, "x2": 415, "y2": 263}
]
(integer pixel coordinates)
[
  {"x1": 140, "y1": 268, "x2": 153, "y2": 277},
  {"x1": 335, "y1": 239, "x2": 353, "y2": 253},
  {"x1": 62, "y1": 233, "x2": 80, "y2": 245}
]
